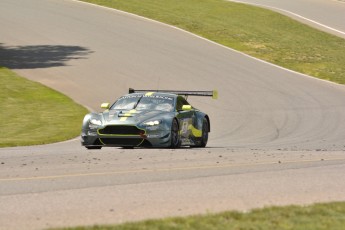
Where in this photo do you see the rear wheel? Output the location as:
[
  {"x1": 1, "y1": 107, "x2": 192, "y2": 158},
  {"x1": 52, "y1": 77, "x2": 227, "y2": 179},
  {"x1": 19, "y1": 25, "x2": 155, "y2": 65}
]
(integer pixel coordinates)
[{"x1": 170, "y1": 119, "x2": 181, "y2": 148}]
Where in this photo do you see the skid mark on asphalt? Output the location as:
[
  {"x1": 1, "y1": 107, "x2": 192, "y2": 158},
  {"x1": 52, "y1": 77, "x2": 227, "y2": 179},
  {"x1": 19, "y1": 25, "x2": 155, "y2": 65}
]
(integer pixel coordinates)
[{"x1": 1, "y1": 158, "x2": 345, "y2": 182}]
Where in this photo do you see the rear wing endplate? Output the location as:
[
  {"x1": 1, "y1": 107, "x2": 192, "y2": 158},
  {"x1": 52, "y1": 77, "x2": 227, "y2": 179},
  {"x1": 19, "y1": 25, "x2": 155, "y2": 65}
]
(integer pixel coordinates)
[{"x1": 129, "y1": 88, "x2": 218, "y2": 99}]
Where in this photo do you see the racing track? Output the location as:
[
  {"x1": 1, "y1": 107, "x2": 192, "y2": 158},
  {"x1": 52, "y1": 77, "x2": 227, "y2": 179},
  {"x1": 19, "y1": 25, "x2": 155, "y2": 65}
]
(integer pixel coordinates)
[
  {"x1": 1, "y1": 0, "x2": 345, "y2": 229},
  {"x1": 230, "y1": 0, "x2": 345, "y2": 39}
]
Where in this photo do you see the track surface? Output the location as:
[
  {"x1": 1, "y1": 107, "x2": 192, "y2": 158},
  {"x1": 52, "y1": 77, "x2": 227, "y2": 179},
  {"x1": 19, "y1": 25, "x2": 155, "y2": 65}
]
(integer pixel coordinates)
[
  {"x1": 1, "y1": 0, "x2": 345, "y2": 229},
  {"x1": 230, "y1": 0, "x2": 345, "y2": 38}
]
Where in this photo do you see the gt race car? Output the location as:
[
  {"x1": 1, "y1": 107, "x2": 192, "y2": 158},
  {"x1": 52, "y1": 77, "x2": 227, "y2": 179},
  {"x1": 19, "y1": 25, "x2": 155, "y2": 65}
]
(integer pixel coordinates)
[{"x1": 81, "y1": 89, "x2": 218, "y2": 149}]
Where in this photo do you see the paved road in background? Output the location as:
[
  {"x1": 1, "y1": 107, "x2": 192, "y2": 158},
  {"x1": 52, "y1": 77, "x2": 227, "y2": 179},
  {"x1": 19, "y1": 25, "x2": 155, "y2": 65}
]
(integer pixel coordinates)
[
  {"x1": 1, "y1": 0, "x2": 345, "y2": 229},
  {"x1": 231, "y1": 0, "x2": 345, "y2": 38}
]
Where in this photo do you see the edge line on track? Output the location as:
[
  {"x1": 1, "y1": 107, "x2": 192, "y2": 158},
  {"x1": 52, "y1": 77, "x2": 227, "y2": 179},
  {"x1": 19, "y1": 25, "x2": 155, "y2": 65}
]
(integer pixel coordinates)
[{"x1": 229, "y1": 0, "x2": 345, "y2": 37}]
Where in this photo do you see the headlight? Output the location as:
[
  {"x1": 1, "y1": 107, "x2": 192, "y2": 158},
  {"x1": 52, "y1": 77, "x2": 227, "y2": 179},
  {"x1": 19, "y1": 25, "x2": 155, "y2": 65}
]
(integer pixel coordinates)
[
  {"x1": 90, "y1": 119, "x2": 102, "y2": 126},
  {"x1": 143, "y1": 120, "x2": 161, "y2": 126}
]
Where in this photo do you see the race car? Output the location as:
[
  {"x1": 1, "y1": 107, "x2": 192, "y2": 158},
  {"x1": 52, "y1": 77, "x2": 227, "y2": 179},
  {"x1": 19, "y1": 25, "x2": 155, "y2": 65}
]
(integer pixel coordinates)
[{"x1": 81, "y1": 88, "x2": 218, "y2": 149}]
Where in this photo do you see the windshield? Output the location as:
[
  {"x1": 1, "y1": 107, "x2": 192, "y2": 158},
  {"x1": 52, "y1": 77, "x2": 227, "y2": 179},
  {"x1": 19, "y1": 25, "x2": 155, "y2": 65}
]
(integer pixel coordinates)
[{"x1": 111, "y1": 94, "x2": 174, "y2": 112}]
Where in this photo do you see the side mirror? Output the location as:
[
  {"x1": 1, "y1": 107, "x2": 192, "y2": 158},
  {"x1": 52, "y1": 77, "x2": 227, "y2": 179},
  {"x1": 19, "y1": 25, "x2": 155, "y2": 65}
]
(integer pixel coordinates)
[
  {"x1": 101, "y1": 103, "x2": 110, "y2": 109},
  {"x1": 182, "y1": 105, "x2": 192, "y2": 111}
]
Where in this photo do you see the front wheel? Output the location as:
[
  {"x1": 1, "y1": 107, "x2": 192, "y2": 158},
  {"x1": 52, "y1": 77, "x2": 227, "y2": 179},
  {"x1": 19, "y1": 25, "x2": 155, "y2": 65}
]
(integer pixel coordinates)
[
  {"x1": 170, "y1": 119, "x2": 181, "y2": 148},
  {"x1": 86, "y1": 146, "x2": 102, "y2": 150},
  {"x1": 197, "y1": 118, "x2": 209, "y2": 148}
]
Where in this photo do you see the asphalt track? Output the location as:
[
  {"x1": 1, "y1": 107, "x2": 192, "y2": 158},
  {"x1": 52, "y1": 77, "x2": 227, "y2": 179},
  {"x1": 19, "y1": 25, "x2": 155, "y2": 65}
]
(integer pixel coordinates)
[
  {"x1": 230, "y1": 0, "x2": 345, "y2": 38},
  {"x1": 0, "y1": 0, "x2": 345, "y2": 229}
]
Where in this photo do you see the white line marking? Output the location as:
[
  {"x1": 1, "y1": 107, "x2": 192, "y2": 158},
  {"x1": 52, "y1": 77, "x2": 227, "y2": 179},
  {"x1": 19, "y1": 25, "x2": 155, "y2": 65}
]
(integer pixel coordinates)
[{"x1": 229, "y1": 0, "x2": 345, "y2": 37}]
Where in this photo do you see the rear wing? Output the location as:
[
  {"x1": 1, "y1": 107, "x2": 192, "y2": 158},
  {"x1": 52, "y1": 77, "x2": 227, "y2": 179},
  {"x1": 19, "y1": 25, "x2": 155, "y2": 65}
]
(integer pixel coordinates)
[{"x1": 129, "y1": 88, "x2": 218, "y2": 99}]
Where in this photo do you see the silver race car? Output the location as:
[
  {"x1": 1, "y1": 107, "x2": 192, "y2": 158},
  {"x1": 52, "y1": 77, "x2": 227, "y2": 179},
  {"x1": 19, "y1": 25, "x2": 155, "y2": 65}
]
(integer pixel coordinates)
[{"x1": 81, "y1": 89, "x2": 218, "y2": 149}]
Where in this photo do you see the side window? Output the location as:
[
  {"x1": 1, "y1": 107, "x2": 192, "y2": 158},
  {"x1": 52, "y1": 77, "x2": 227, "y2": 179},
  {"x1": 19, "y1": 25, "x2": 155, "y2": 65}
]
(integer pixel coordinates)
[{"x1": 176, "y1": 96, "x2": 190, "y2": 111}]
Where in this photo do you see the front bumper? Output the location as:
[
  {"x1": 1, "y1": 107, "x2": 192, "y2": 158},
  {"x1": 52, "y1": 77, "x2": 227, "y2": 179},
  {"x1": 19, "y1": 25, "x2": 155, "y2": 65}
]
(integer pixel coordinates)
[{"x1": 81, "y1": 125, "x2": 171, "y2": 148}]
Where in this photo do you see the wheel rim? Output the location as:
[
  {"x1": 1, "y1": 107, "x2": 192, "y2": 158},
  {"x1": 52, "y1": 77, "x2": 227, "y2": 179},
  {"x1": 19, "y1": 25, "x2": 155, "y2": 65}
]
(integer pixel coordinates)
[{"x1": 171, "y1": 120, "x2": 179, "y2": 146}]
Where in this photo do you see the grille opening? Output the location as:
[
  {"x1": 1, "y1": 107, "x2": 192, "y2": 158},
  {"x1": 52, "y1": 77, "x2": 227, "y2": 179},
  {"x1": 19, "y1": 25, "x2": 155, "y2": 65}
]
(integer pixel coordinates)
[{"x1": 98, "y1": 125, "x2": 143, "y2": 135}]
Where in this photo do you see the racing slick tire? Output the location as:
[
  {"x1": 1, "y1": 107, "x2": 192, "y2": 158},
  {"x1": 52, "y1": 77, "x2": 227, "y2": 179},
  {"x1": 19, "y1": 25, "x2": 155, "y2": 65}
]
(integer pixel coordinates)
[
  {"x1": 170, "y1": 119, "x2": 181, "y2": 148},
  {"x1": 198, "y1": 118, "x2": 209, "y2": 147},
  {"x1": 86, "y1": 146, "x2": 102, "y2": 150}
]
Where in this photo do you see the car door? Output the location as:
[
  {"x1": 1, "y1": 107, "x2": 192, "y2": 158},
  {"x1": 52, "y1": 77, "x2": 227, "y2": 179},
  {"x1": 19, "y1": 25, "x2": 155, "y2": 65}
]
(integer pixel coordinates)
[{"x1": 176, "y1": 96, "x2": 195, "y2": 145}]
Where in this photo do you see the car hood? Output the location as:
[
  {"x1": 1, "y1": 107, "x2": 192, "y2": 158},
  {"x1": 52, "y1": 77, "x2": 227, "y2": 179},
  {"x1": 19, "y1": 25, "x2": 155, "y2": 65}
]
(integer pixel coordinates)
[{"x1": 101, "y1": 109, "x2": 170, "y2": 125}]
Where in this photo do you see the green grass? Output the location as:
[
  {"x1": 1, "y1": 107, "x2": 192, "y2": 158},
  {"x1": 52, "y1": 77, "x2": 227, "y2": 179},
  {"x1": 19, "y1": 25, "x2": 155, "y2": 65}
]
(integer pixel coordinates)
[
  {"x1": 82, "y1": 0, "x2": 345, "y2": 84},
  {"x1": 0, "y1": 67, "x2": 88, "y2": 147},
  {"x1": 52, "y1": 202, "x2": 345, "y2": 230}
]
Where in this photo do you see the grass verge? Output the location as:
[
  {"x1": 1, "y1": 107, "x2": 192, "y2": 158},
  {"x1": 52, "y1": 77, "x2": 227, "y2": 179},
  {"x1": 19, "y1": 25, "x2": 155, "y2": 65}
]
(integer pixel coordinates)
[
  {"x1": 52, "y1": 202, "x2": 345, "y2": 230},
  {"x1": 0, "y1": 67, "x2": 88, "y2": 147},
  {"x1": 82, "y1": 0, "x2": 345, "y2": 84}
]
